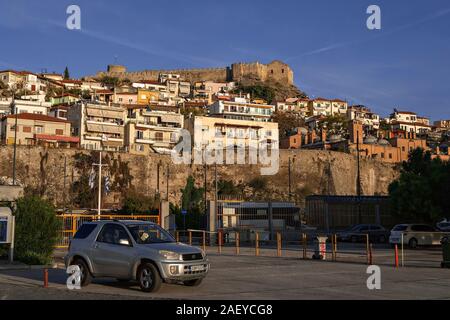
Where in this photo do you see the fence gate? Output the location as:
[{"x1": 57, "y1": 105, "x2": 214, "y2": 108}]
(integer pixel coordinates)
[{"x1": 216, "y1": 198, "x2": 301, "y2": 242}]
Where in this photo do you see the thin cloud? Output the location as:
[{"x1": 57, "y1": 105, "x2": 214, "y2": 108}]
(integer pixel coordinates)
[{"x1": 286, "y1": 7, "x2": 450, "y2": 61}]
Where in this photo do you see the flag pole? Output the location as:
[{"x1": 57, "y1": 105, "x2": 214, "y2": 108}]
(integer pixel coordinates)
[{"x1": 97, "y1": 151, "x2": 102, "y2": 218}]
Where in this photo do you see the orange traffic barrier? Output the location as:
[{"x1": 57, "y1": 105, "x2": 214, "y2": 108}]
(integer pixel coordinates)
[
  {"x1": 236, "y1": 232, "x2": 240, "y2": 255},
  {"x1": 202, "y1": 231, "x2": 206, "y2": 252},
  {"x1": 189, "y1": 231, "x2": 192, "y2": 245},
  {"x1": 218, "y1": 230, "x2": 222, "y2": 254},
  {"x1": 369, "y1": 243, "x2": 373, "y2": 265},
  {"x1": 176, "y1": 231, "x2": 180, "y2": 243},
  {"x1": 394, "y1": 244, "x2": 399, "y2": 268},
  {"x1": 255, "y1": 232, "x2": 260, "y2": 256},
  {"x1": 277, "y1": 232, "x2": 282, "y2": 257},
  {"x1": 302, "y1": 233, "x2": 307, "y2": 259},
  {"x1": 43, "y1": 269, "x2": 49, "y2": 288}
]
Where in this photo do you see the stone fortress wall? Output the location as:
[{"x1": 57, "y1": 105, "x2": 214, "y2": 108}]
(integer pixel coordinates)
[{"x1": 90, "y1": 60, "x2": 294, "y2": 85}]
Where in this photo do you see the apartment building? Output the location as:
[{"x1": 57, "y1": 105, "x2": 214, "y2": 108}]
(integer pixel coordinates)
[
  {"x1": 308, "y1": 98, "x2": 348, "y2": 117},
  {"x1": 0, "y1": 113, "x2": 78, "y2": 147},
  {"x1": 12, "y1": 99, "x2": 51, "y2": 115},
  {"x1": 185, "y1": 116, "x2": 279, "y2": 152},
  {"x1": 0, "y1": 98, "x2": 12, "y2": 116},
  {"x1": 0, "y1": 70, "x2": 46, "y2": 92},
  {"x1": 208, "y1": 96, "x2": 275, "y2": 122},
  {"x1": 347, "y1": 105, "x2": 380, "y2": 131},
  {"x1": 276, "y1": 98, "x2": 310, "y2": 117},
  {"x1": 388, "y1": 110, "x2": 432, "y2": 135},
  {"x1": 125, "y1": 105, "x2": 184, "y2": 154},
  {"x1": 434, "y1": 120, "x2": 450, "y2": 130},
  {"x1": 67, "y1": 102, "x2": 125, "y2": 151},
  {"x1": 50, "y1": 93, "x2": 80, "y2": 106},
  {"x1": 192, "y1": 81, "x2": 235, "y2": 104}
]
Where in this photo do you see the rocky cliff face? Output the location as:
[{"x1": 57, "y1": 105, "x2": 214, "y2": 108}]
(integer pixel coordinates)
[{"x1": 0, "y1": 146, "x2": 398, "y2": 208}]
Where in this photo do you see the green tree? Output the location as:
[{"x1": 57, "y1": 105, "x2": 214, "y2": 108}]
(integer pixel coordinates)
[
  {"x1": 233, "y1": 84, "x2": 276, "y2": 103},
  {"x1": 64, "y1": 66, "x2": 70, "y2": 80},
  {"x1": 174, "y1": 176, "x2": 205, "y2": 230},
  {"x1": 120, "y1": 191, "x2": 159, "y2": 215},
  {"x1": 14, "y1": 196, "x2": 62, "y2": 265},
  {"x1": 318, "y1": 114, "x2": 348, "y2": 136},
  {"x1": 217, "y1": 179, "x2": 241, "y2": 196},
  {"x1": 271, "y1": 111, "x2": 305, "y2": 138},
  {"x1": 388, "y1": 148, "x2": 450, "y2": 223}
]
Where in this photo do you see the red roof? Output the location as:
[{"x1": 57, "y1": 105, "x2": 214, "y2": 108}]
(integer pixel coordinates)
[
  {"x1": 95, "y1": 90, "x2": 114, "y2": 94},
  {"x1": 62, "y1": 79, "x2": 82, "y2": 84},
  {"x1": 3, "y1": 113, "x2": 70, "y2": 123},
  {"x1": 35, "y1": 134, "x2": 79, "y2": 143}
]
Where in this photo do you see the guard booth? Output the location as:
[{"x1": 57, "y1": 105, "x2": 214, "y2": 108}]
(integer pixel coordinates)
[{"x1": 0, "y1": 207, "x2": 15, "y2": 262}]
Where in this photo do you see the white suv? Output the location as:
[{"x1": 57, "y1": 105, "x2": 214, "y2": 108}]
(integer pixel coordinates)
[{"x1": 389, "y1": 224, "x2": 450, "y2": 248}]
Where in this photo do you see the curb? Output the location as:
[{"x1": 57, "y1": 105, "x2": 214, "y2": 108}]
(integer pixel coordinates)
[{"x1": 0, "y1": 263, "x2": 58, "y2": 271}]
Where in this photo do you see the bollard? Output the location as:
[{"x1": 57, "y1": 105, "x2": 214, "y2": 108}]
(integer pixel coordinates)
[
  {"x1": 43, "y1": 268, "x2": 49, "y2": 288},
  {"x1": 277, "y1": 232, "x2": 282, "y2": 257},
  {"x1": 176, "y1": 231, "x2": 179, "y2": 243},
  {"x1": 369, "y1": 243, "x2": 373, "y2": 265},
  {"x1": 302, "y1": 233, "x2": 307, "y2": 259},
  {"x1": 330, "y1": 234, "x2": 334, "y2": 261},
  {"x1": 394, "y1": 244, "x2": 399, "y2": 268},
  {"x1": 366, "y1": 234, "x2": 370, "y2": 265},
  {"x1": 202, "y1": 231, "x2": 206, "y2": 252},
  {"x1": 255, "y1": 232, "x2": 260, "y2": 256},
  {"x1": 236, "y1": 232, "x2": 240, "y2": 255},
  {"x1": 218, "y1": 230, "x2": 222, "y2": 254},
  {"x1": 189, "y1": 231, "x2": 192, "y2": 245},
  {"x1": 334, "y1": 234, "x2": 338, "y2": 261}
]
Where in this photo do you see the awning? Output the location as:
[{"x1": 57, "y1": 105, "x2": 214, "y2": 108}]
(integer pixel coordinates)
[{"x1": 34, "y1": 134, "x2": 80, "y2": 143}]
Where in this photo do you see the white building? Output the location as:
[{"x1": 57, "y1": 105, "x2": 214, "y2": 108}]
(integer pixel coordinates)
[
  {"x1": 347, "y1": 105, "x2": 380, "y2": 131},
  {"x1": 12, "y1": 99, "x2": 51, "y2": 115},
  {"x1": 209, "y1": 96, "x2": 275, "y2": 122},
  {"x1": 308, "y1": 98, "x2": 348, "y2": 117}
]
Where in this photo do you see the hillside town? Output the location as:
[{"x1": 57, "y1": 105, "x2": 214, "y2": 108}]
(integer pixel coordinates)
[{"x1": 0, "y1": 61, "x2": 449, "y2": 164}]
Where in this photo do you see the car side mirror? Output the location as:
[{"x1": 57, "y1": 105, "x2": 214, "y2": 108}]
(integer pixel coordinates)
[{"x1": 119, "y1": 239, "x2": 130, "y2": 246}]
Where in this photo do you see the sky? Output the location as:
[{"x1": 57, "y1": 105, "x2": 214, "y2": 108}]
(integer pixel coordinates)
[{"x1": 0, "y1": 0, "x2": 449, "y2": 121}]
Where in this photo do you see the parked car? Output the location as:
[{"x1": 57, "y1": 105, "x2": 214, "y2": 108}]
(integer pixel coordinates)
[
  {"x1": 336, "y1": 224, "x2": 389, "y2": 243},
  {"x1": 437, "y1": 220, "x2": 450, "y2": 232},
  {"x1": 389, "y1": 224, "x2": 450, "y2": 248},
  {"x1": 65, "y1": 220, "x2": 209, "y2": 292}
]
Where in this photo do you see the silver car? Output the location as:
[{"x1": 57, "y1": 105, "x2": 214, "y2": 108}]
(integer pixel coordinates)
[{"x1": 64, "y1": 220, "x2": 209, "y2": 292}]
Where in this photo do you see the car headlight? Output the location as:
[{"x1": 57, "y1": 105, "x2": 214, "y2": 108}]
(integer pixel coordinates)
[{"x1": 159, "y1": 250, "x2": 181, "y2": 260}]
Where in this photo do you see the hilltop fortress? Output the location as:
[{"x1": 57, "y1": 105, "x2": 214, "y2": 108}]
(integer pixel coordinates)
[{"x1": 89, "y1": 60, "x2": 294, "y2": 85}]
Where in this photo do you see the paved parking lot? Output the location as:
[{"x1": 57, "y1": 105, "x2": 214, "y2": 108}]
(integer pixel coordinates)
[{"x1": 1, "y1": 252, "x2": 450, "y2": 300}]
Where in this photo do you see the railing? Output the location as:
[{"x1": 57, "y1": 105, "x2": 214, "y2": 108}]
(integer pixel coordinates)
[{"x1": 56, "y1": 214, "x2": 160, "y2": 248}]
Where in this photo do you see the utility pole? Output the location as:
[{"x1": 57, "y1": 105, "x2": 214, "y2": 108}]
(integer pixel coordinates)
[
  {"x1": 288, "y1": 157, "x2": 292, "y2": 202},
  {"x1": 63, "y1": 156, "x2": 67, "y2": 211},
  {"x1": 12, "y1": 90, "x2": 17, "y2": 185},
  {"x1": 356, "y1": 135, "x2": 362, "y2": 224},
  {"x1": 93, "y1": 151, "x2": 107, "y2": 217},
  {"x1": 166, "y1": 164, "x2": 169, "y2": 201}
]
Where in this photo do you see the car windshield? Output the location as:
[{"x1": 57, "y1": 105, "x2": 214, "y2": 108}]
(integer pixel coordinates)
[
  {"x1": 127, "y1": 224, "x2": 176, "y2": 244},
  {"x1": 393, "y1": 225, "x2": 408, "y2": 231}
]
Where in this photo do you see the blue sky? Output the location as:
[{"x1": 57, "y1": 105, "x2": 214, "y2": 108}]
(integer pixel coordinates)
[{"x1": 1, "y1": 0, "x2": 449, "y2": 120}]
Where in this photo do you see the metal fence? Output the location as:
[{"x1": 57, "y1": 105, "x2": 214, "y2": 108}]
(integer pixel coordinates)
[
  {"x1": 216, "y1": 200, "x2": 302, "y2": 241},
  {"x1": 56, "y1": 214, "x2": 160, "y2": 248}
]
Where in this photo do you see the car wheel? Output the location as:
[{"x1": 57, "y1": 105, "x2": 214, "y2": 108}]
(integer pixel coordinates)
[
  {"x1": 137, "y1": 263, "x2": 162, "y2": 293},
  {"x1": 408, "y1": 238, "x2": 418, "y2": 249},
  {"x1": 183, "y1": 278, "x2": 203, "y2": 287},
  {"x1": 378, "y1": 235, "x2": 387, "y2": 243},
  {"x1": 71, "y1": 258, "x2": 92, "y2": 287}
]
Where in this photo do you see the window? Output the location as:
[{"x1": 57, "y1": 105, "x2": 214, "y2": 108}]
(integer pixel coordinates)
[
  {"x1": 155, "y1": 132, "x2": 163, "y2": 141},
  {"x1": 389, "y1": 153, "x2": 393, "y2": 159},
  {"x1": 381, "y1": 153, "x2": 385, "y2": 158},
  {"x1": 23, "y1": 126, "x2": 31, "y2": 133},
  {"x1": 402, "y1": 146, "x2": 405, "y2": 152},
  {"x1": 74, "y1": 224, "x2": 97, "y2": 239},
  {"x1": 97, "y1": 223, "x2": 132, "y2": 246},
  {"x1": 281, "y1": 69, "x2": 284, "y2": 74},
  {"x1": 136, "y1": 130, "x2": 144, "y2": 139},
  {"x1": 136, "y1": 144, "x2": 144, "y2": 152},
  {"x1": 55, "y1": 129, "x2": 63, "y2": 135},
  {"x1": 35, "y1": 126, "x2": 43, "y2": 134}
]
